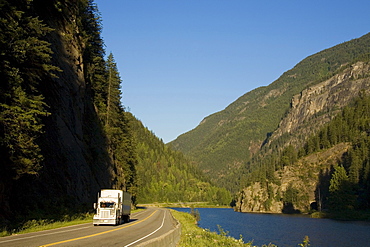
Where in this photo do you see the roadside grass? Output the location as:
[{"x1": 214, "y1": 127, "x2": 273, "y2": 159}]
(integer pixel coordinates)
[
  {"x1": 0, "y1": 213, "x2": 93, "y2": 237},
  {"x1": 0, "y1": 208, "x2": 144, "y2": 237},
  {"x1": 170, "y1": 209, "x2": 250, "y2": 247},
  {"x1": 170, "y1": 209, "x2": 311, "y2": 247}
]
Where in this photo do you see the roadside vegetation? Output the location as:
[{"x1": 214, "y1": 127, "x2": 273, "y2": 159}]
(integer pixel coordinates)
[
  {"x1": 170, "y1": 209, "x2": 310, "y2": 247},
  {"x1": 0, "y1": 212, "x2": 93, "y2": 237}
]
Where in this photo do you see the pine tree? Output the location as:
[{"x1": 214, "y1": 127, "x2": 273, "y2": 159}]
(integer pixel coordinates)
[
  {"x1": 103, "y1": 53, "x2": 137, "y2": 198},
  {"x1": 329, "y1": 165, "x2": 356, "y2": 211},
  {"x1": 0, "y1": 0, "x2": 58, "y2": 179},
  {"x1": 79, "y1": 0, "x2": 107, "y2": 115}
]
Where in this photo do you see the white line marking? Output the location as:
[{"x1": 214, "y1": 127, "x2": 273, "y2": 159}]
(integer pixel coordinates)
[
  {"x1": 124, "y1": 210, "x2": 166, "y2": 247},
  {"x1": 0, "y1": 225, "x2": 91, "y2": 244}
]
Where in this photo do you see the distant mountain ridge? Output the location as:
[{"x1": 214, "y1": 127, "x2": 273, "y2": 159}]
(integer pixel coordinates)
[{"x1": 170, "y1": 32, "x2": 370, "y2": 192}]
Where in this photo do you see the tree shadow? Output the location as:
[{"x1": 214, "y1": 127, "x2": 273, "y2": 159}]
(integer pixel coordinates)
[
  {"x1": 282, "y1": 202, "x2": 301, "y2": 214},
  {"x1": 313, "y1": 167, "x2": 334, "y2": 211}
]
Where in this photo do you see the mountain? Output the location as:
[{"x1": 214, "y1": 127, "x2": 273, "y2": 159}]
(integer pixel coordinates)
[
  {"x1": 236, "y1": 90, "x2": 370, "y2": 214},
  {"x1": 170, "y1": 32, "x2": 370, "y2": 214},
  {"x1": 170, "y1": 32, "x2": 370, "y2": 193},
  {"x1": 126, "y1": 112, "x2": 231, "y2": 205}
]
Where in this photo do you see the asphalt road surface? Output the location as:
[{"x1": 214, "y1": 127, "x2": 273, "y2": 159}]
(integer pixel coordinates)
[{"x1": 0, "y1": 207, "x2": 175, "y2": 247}]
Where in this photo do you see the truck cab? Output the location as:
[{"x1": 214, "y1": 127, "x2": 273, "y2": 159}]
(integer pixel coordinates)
[{"x1": 93, "y1": 189, "x2": 131, "y2": 226}]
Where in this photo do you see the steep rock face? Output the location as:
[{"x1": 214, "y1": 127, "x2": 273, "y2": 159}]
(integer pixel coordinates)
[
  {"x1": 43, "y1": 7, "x2": 113, "y2": 201},
  {"x1": 41, "y1": 29, "x2": 111, "y2": 203},
  {"x1": 9, "y1": 1, "x2": 113, "y2": 214},
  {"x1": 269, "y1": 61, "x2": 370, "y2": 148},
  {"x1": 236, "y1": 143, "x2": 350, "y2": 213},
  {"x1": 236, "y1": 182, "x2": 282, "y2": 213},
  {"x1": 236, "y1": 61, "x2": 370, "y2": 213}
]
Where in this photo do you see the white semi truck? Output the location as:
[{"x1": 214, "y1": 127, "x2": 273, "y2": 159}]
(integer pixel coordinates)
[{"x1": 93, "y1": 189, "x2": 131, "y2": 226}]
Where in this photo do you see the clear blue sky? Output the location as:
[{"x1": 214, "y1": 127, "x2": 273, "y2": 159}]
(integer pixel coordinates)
[{"x1": 94, "y1": 0, "x2": 370, "y2": 143}]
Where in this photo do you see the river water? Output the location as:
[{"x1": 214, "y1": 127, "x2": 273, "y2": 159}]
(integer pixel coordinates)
[{"x1": 172, "y1": 208, "x2": 370, "y2": 247}]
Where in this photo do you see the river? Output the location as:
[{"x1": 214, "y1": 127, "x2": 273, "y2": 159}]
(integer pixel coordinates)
[{"x1": 172, "y1": 208, "x2": 370, "y2": 247}]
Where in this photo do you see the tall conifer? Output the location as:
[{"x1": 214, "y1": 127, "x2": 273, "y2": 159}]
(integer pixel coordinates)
[{"x1": 0, "y1": 0, "x2": 58, "y2": 179}]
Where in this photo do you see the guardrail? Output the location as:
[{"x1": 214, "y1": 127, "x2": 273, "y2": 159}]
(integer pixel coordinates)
[{"x1": 137, "y1": 210, "x2": 181, "y2": 247}]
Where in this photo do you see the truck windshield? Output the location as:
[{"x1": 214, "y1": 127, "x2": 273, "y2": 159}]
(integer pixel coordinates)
[{"x1": 100, "y1": 202, "x2": 115, "y2": 208}]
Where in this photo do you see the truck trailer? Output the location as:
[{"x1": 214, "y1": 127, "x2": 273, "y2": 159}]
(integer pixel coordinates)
[{"x1": 93, "y1": 189, "x2": 131, "y2": 226}]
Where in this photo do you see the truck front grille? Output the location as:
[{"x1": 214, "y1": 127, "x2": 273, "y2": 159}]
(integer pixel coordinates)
[{"x1": 101, "y1": 210, "x2": 110, "y2": 218}]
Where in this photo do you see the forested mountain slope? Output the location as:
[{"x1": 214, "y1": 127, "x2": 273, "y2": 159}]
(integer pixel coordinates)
[
  {"x1": 236, "y1": 92, "x2": 370, "y2": 214},
  {"x1": 170, "y1": 32, "x2": 370, "y2": 192},
  {"x1": 171, "y1": 32, "x2": 370, "y2": 214},
  {"x1": 126, "y1": 112, "x2": 231, "y2": 205}
]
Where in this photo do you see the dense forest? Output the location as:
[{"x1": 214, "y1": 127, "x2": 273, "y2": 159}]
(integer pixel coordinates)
[
  {"x1": 127, "y1": 112, "x2": 230, "y2": 205},
  {"x1": 0, "y1": 0, "x2": 230, "y2": 226}
]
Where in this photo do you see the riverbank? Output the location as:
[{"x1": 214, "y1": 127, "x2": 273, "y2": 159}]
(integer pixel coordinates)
[
  {"x1": 169, "y1": 209, "x2": 250, "y2": 246},
  {"x1": 173, "y1": 207, "x2": 370, "y2": 246},
  {"x1": 170, "y1": 209, "x2": 311, "y2": 247},
  {"x1": 311, "y1": 210, "x2": 370, "y2": 221},
  {"x1": 236, "y1": 207, "x2": 370, "y2": 221},
  {"x1": 137, "y1": 202, "x2": 230, "y2": 208}
]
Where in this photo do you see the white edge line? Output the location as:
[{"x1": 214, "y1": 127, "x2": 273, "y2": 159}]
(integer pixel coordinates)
[
  {"x1": 124, "y1": 211, "x2": 166, "y2": 247},
  {"x1": 0, "y1": 225, "x2": 91, "y2": 244}
]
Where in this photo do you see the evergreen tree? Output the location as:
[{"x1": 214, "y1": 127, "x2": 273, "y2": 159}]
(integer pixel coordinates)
[
  {"x1": 280, "y1": 145, "x2": 298, "y2": 167},
  {"x1": 77, "y1": 1, "x2": 138, "y2": 197},
  {"x1": 79, "y1": 0, "x2": 107, "y2": 114},
  {"x1": 103, "y1": 53, "x2": 137, "y2": 197},
  {"x1": 329, "y1": 165, "x2": 356, "y2": 211},
  {"x1": 127, "y1": 112, "x2": 231, "y2": 204},
  {"x1": 0, "y1": 0, "x2": 58, "y2": 179}
]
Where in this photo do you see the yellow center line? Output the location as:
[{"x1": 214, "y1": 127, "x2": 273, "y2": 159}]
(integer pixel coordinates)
[{"x1": 39, "y1": 210, "x2": 158, "y2": 247}]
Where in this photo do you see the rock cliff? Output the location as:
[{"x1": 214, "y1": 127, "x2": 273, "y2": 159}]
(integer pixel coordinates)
[
  {"x1": 236, "y1": 61, "x2": 370, "y2": 213},
  {"x1": 38, "y1": 19, "x2": 112, "y2": 204},
  {"x1": 236, "y1": 143, "x2": 350, "y2": 213},
  {"x1": 270, "y1": 61, "x2": 370, "y2": 148},
  {"x1": 6, "y1": 1, "x2": 114, "y2": 216}
]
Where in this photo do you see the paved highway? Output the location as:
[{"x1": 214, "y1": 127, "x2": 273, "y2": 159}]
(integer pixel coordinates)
[{"x1": 0, "y1": 207, "x2": 175, "y2": 247}]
